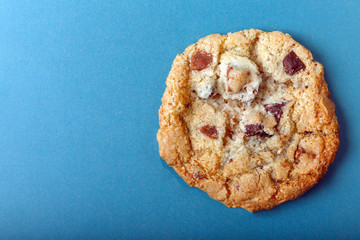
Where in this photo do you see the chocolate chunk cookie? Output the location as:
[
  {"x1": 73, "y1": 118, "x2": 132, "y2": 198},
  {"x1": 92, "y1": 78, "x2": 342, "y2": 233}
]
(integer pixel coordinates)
[{"x1": 157, "y1": 29, "x2": 339, "y2": 212}]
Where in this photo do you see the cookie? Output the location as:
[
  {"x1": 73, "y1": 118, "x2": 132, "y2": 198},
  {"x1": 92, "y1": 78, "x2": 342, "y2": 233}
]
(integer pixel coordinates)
[{"x1": 157, "y1": 29, "x2": 339, "y2": 212}]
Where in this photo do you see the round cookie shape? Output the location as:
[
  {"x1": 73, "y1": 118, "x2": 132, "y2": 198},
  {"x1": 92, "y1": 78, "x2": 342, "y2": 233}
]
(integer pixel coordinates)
[{"x1": 157, "y1": 29, "x2": 339, "y2": 212}]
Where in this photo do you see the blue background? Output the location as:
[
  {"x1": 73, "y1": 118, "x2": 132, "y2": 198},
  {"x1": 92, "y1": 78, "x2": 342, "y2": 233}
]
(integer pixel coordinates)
[{"x1": 0, "y1": 0, "x2": 359, "y2": 239}]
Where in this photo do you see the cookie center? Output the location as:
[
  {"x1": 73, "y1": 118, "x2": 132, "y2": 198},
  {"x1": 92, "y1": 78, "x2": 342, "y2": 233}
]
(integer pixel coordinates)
[{"x1": 185, "y1": 49, "x2": 298, "y2": 179}]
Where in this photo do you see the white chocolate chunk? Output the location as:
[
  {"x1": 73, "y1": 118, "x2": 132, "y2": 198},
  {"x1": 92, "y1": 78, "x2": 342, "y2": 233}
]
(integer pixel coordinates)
[
  {"x1": 196, "y1": 75, "x2": 216, "y2": 99},
  {"x1": 218, "y1": 51, "x2": 262, "y2": 102}
]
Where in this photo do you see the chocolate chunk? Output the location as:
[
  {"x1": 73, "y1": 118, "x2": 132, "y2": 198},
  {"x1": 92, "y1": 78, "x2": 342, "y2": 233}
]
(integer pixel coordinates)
[
  {"x1": 294, "y1": 147, "x2": 306, "y2": 164},
  {"x1": 283, "y1": 51, "x2": 306, "y2": 75},
  {"x1": 190, "y1": 51, "x2": 213, "y2": 71},
  {"x1": 245, "y1": 124, "x2": 271, "y2": 137},
  {"x1": 225, "y1": 128, "x2": 235, "y2": 140},
  {"x1": 194, "y1": 173, "x2": 207, "y2": 179},
  {"x1": 264, "y1": 102, "x2": 287, "y2": 123},
  {"x1": 200, "y1": 125, "x2": 219, "y2": 139}
]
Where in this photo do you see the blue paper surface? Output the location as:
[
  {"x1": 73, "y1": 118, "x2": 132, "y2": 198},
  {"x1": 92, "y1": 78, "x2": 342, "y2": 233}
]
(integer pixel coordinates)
[{"x1": 0, "y1": 0, "x2": 359, "y2": 239}]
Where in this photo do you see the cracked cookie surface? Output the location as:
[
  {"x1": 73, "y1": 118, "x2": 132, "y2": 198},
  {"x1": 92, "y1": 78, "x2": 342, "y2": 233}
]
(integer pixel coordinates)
[{"x1": 157, "y1": 29, "x2": 339, "y2": 212}]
